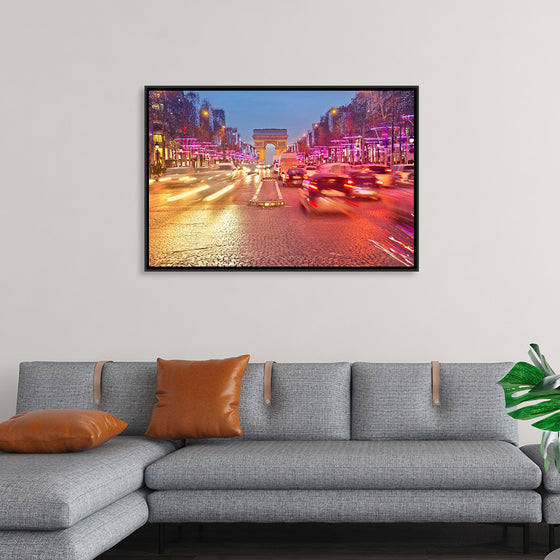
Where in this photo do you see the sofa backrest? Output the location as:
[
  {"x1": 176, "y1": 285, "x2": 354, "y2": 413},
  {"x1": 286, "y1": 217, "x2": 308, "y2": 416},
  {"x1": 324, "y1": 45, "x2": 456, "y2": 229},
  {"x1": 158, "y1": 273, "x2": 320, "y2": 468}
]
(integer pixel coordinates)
[
  {"x1": 351, "y1": 362, "x2": 518, "y2": 445},
  {"x1": 16, "y1": 361, "x2": 515, "y2": 443},
  {"x1": 16, "y1": 361, "x2": 352, "y2": 440}
]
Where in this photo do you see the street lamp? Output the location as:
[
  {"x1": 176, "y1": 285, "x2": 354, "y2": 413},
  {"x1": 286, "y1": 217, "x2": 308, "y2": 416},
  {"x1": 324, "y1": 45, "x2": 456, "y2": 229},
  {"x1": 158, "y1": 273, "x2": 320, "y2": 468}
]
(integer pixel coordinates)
[{"x1": 331, "y1": 108, "x2": 337, "y2": 115}]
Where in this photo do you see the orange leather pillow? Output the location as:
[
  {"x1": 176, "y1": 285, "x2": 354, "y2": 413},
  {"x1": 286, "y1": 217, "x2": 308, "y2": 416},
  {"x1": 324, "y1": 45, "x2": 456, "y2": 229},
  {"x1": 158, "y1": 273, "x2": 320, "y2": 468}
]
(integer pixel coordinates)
[
  {"x1": 0, "y1": 409, "x2": 127, "y2": 453},
  {"x1": 145, "y1": 355, "x2": 250, "y2": 439}
]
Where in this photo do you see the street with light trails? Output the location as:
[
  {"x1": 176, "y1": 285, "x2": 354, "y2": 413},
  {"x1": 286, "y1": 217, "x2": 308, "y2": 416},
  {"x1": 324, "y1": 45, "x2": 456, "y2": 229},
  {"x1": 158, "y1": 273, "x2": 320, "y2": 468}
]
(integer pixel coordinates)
[{"x1": 148, "y1": 168, "x2": 414, "y2": 268}]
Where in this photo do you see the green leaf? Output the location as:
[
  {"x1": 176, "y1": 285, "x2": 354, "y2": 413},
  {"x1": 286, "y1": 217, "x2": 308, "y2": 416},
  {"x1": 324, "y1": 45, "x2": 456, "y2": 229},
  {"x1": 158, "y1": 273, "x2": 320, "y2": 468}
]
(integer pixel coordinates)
[
  {"x1": 530, "y1": 343, "x2": 556, "y2": 375},
  {"x1": 529, "y1": 347, "x2": 548, "y2": 374},
  {"x1": 530, "y1": 374, "x2": 560, "y2": 393},
  {"x1": 542, "y1": 432, "x2": 560, "y2": 472},
  {"x1": 533, "y1": 412, "x2": 560, "y2": 432},
  {"x1": 502, "y1": 386, "x2": 560, "y2": 409},
  {"x1": 497, "y1": 346, "x2": 560, "y2": 473},
  {"x1": 497, "y1": 362, "x2": 546, "y2": 387},
  {"x1": 543, "y1": 355, "x2": 557, "y2": 376},
  {"x1": 508, "y1": 400, "x2": 560, "y2": 420},
  {"x1": 530, "y1": 343, "x2": 542, "y2": 356},
  {"x1": 542, "y1": 430, "x2": 556, "y2": 457}
]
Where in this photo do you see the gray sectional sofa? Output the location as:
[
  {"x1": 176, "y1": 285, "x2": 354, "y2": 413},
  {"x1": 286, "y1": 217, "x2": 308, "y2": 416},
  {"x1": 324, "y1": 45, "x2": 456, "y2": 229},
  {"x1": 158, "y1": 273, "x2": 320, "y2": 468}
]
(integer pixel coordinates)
[{"x1": 0, "y1": 361, "x2": 545, "y2": 559}]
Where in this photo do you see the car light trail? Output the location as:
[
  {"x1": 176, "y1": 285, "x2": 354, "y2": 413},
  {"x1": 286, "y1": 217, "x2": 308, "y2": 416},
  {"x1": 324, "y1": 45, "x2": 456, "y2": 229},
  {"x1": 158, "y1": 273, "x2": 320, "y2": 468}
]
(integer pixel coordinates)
[
  {"x1": 159, "y1": 177, "x2": 172, "y2": 182},
  {"x1": 389, "y1": 236, "x2": 413, "y2": 253},
  {"x1": 203, "y1": 183, "x2": 235, "y2": 202},
  {"x1": 179, "y1": 176, "x2": 197, "y2": 183},
  {"x1": 369, "y1": 239, "x2": 414, "y2": 266},
  {"x1": 167, "y1": 185, "x2": 209, "y2": 202}
]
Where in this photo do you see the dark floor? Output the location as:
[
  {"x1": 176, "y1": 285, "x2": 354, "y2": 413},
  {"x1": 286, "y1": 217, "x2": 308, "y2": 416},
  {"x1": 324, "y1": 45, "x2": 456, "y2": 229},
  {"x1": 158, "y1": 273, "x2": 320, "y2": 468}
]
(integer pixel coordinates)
[{"x1": 99, "y1": 522, "x2": 552, "y2": 559}]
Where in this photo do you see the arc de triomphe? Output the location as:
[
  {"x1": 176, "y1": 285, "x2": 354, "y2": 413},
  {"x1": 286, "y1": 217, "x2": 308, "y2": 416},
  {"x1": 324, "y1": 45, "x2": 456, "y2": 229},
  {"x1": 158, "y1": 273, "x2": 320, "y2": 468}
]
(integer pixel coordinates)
[{"x1": 252, "y1": 129, "x2": 288, "y2": 162}]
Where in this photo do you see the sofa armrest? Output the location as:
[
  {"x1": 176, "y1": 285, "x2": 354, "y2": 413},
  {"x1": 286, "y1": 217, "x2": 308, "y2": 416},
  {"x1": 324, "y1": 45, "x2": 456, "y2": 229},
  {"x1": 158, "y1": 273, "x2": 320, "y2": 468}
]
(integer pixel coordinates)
[{"x1": 522, "y1": 444, "x2": 560, "y2": 493}]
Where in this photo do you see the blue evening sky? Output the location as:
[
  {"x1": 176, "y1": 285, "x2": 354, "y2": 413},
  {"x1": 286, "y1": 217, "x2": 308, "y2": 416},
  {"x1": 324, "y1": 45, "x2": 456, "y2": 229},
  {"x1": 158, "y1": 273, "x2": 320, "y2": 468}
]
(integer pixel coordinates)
[{"x1": 193, "y1": 90, "x2": 359, "y2": 145}]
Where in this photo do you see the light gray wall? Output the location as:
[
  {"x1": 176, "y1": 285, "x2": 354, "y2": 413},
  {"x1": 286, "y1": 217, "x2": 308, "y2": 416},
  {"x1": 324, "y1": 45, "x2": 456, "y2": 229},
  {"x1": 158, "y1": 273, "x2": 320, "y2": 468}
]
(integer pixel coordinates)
[{"x1": 0, "y1": 0, "x2": 558, "y2": 445}]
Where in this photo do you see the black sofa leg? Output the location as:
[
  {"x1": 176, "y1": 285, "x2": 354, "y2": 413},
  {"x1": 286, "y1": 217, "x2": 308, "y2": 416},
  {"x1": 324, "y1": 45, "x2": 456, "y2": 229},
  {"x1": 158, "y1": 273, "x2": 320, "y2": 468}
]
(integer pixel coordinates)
[
  {"x1": 523, "y1": 523, "x2": 529, "y2": 554},
  {"x1": 551, "y1": 524, "x2": 557, "y2": 553},
  {"x1": 158, "y1": 523, "x2": 165, "y2": 554}
]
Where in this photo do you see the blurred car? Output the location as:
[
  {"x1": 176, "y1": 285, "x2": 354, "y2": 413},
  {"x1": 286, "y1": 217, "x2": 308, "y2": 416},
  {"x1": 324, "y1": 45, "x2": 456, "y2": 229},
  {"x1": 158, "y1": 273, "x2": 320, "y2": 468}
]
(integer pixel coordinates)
[
  {"x1": 318, "y1": 163, "x2": 356, "y2": 175},
  {"x1": 244, "y1": 164, "x2": 258, "y2": 174},
  {"x1": 216, "y1": 163, "x2": 237, "y2": 177},
  {"x1": 283, "y1": 167, "x2": 305, "y2": 187},
  {"x1": 345, "y1": 171, "x2": 383, "y2": 200},
  {"x1": 360, "y1": 164, "x2": 393, "y2": 186},
  {"x1": 392, "y1": 164, "x2": 415, "y2": 186},
  {"x1": 299, "y1": 173, "x2": 357, "y2": 214},
  {"x1": 158, "y1": 166, "x2": 197, "y2": 185},
  {"x1": 303, "y1": 165, "x2": 318, "y2": 177}
]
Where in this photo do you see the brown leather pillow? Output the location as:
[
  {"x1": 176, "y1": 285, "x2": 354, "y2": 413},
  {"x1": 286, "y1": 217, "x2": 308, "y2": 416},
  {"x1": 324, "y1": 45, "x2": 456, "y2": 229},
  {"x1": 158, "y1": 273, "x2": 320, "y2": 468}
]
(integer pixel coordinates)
[
  {"x1": 0, "y1": 409, "x2": 128, "y2": 453},
  {"x1": 145, "y1": 355, "x2": 250, "y2": 439}
]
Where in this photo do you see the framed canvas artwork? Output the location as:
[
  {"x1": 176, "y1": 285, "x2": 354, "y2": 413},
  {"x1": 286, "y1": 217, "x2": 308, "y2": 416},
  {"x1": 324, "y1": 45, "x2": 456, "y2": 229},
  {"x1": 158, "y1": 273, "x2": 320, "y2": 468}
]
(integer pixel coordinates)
[{"x1": 146, "y1": 86, "x2": 417, "y2": 270}]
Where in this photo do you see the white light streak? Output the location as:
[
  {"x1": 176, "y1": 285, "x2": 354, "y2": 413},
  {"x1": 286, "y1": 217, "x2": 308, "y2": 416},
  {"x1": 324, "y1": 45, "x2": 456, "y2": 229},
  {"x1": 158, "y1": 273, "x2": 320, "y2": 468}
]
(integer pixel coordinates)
[
  {"x1": 203, "y1": 183, "x2": 236, "y2": 202},
  {"x1": 167, "y1": 185, "x2": 209, "y2": 202}
]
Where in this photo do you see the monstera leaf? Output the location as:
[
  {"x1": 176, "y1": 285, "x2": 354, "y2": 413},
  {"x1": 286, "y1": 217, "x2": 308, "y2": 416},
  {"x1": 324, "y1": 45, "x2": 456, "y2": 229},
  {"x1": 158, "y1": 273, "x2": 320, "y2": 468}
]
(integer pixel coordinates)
[{"x1": 497, "y1": 344, "x2": 560, "y2": 471}]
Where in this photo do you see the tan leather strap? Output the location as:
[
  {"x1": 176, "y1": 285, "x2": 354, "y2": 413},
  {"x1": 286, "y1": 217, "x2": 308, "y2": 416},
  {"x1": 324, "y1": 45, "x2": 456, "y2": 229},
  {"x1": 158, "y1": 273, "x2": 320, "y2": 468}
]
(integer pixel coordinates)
[
  {"x1": 264, "y1": 361, "x2": 275, "y2": 406},
  {"x1": 93, "y1": 361, "x2": 113, "y2": 405},
  {"x1": 432, "y1": 361, "x2": 440, "y2": 406}
]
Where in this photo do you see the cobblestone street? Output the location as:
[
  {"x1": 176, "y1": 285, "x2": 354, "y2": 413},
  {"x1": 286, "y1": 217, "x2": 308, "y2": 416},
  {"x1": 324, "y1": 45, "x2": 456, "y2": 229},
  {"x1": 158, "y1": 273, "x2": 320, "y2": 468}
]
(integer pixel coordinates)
[{"x1": 148, "y1": 171, "x2": 414, "y2": 268}]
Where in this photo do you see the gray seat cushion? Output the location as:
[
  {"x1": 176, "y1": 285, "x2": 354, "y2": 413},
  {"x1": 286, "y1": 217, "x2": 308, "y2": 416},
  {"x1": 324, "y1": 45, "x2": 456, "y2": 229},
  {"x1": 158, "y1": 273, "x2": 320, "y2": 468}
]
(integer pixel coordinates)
[
  {"x1": 522, "y1": 444, "x2": 560, "y2": 493},
  {"x1": 544, "y1": 493, "x2": 560, "y2": 524},
  {"x1": 145, "y1": 440, "x2": 541, "y2": 491},
  {"x1": 0, "y1": 490, "x2": 149, "y2": 560},
  {"x1": 0, "y1": 436, "x2": 177, "y2": 530}
]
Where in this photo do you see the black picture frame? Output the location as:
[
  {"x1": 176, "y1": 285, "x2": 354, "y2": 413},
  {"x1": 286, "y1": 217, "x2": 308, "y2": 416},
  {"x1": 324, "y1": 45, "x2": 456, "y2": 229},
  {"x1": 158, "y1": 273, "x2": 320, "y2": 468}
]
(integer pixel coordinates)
[{"x1": 145, "y1": 86, "x2": 418, "y2": 271}]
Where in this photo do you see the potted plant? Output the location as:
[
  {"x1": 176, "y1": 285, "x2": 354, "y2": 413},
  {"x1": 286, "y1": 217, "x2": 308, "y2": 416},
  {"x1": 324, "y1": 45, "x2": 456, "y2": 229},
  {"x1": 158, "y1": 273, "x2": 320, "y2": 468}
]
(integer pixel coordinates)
[{"x1": 498, "y1": 344, "x2": 560, "y2": 472}]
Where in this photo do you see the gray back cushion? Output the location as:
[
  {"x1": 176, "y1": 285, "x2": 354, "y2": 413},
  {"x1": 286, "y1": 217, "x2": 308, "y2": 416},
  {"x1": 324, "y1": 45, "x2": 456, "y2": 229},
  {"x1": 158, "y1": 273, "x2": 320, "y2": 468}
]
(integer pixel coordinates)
[
  {"x1": 97, "y1": 362, "x2": 158, "y2": 435},
  {"x1": 351, "y1": 362, "x2": 518, "y2": 445},
  {"x1": 238, "y1": 363, "x2": 351, "y2": 440},
  {"x1": 17, "y1": 362, "x2": 95, "y2": 413},
  {"x1": 17, "y1": 361, "x2": 351, "y2": 439},
  {"x1": 17, "y1": 362, "x2": 157, "y2": 436}
]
